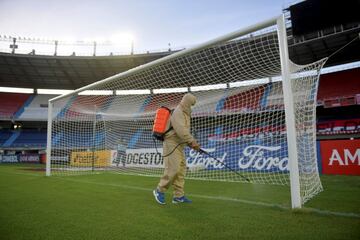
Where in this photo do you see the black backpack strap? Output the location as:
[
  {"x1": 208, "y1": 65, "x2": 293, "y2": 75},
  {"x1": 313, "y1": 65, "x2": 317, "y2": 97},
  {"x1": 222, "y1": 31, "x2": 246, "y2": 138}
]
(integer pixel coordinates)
[
  {"x1": 164, "y1": 126, "x2": 173, "y2": 135},
  {"x1": 163, "y1": 108, "x2": 174, "y2": 136}
]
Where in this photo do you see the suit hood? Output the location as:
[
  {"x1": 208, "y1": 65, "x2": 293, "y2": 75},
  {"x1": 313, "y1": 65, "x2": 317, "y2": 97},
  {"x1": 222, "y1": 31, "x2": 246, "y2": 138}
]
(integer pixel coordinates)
[{"x1": 180, "y1": 93, "x2": 196, "y2": 115}]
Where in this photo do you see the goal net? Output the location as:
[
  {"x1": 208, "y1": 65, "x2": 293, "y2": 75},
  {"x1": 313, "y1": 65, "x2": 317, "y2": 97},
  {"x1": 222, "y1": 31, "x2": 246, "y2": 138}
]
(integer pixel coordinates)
[{"x1": 47, "y1": 15, "x2": 326, "y2": 207}]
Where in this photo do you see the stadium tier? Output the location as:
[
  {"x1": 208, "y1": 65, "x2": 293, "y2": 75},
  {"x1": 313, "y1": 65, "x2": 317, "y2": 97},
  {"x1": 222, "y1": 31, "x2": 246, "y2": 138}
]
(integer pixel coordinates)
[
  {"x1": 11, "y1": 130, "x2": 46, "y2": 148},
  {"x1": 0, "y1": 129, "x2": 13, "y2": 145},
  {"x1": 0, "y1": 93, "x2": 31, "y2": 119},
  {"x1": 0, "y1": 129, "x2": 46, "y2": 148},
  {"x1": 0, "y1": 69, "x2": 358, "y2": 122},
  {"x1": 318, "y1": 68, "x2": 360, "y2": 108},
  {"x1": 18, "y1": 94, "x2": 56, "y2": 120}
]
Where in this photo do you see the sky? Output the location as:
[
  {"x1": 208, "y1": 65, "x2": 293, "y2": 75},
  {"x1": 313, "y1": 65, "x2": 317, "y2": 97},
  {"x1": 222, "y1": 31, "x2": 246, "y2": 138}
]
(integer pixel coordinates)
[{"x1": 0, "y1": 0, "x2": 292, "y2": 54}]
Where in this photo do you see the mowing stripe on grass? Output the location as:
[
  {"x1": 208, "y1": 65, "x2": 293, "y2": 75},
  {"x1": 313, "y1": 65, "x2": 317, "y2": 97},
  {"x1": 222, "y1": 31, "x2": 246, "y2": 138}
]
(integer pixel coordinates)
[
  {"x1": 57, "y1": 177, "x2": 360, "y2": 219},
  {"x1": 2, "y1": 170, "x2": 359, "y2": 219},
  {"x1": 190, "y1": 194, "x2": 360, "y2": 219},
  {"x1": 0, "y1": 171, "x2": 42, "y2": 177},
  {"x1": 303, "y1": 207, "x2": 360, "y2": 219}
]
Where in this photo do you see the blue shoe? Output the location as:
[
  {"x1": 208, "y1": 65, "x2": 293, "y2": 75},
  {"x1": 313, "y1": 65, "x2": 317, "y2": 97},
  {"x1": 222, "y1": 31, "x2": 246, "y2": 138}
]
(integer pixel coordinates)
[
  {"x1": 153, "y1": 189, "x2": 165, "y2": 205},
  {"x1": 172, "y1": 196, "x2": 192, "y2": 204}
]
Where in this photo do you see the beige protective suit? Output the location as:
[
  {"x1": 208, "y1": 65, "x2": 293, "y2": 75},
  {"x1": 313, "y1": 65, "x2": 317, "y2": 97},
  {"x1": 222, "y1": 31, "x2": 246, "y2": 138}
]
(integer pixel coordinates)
[{"x1": 157, "y1": 93, "x2": 197, "y2": 197}]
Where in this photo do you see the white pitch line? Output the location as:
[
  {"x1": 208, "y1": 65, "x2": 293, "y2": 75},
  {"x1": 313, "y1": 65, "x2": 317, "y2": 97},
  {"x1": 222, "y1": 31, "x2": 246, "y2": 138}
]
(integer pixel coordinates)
[
  {"x1": 189, "y1": 193, "x2": 289, "y2": 210},
  {"x1": 303, "y1": 207, "x2": 360, "y2": 219},
  {"x1": 57, "y1": 177, "x2": 360, "y2": 219},
  {"x1": 2, "y1": 170, "x2": 359, "y2": 219},
  {"x1": 0, "y1": 170, "x2": 42, "y2": 177}
]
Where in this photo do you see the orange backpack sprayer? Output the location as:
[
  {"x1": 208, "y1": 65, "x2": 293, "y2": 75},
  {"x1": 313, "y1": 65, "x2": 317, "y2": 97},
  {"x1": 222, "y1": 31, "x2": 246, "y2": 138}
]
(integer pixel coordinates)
[
  {"x1": 152, "y1": 106, "x2": 187, "y2": 157},
  {"x1": 152, "y1": 106, "x2": 173, "y2": 141}
]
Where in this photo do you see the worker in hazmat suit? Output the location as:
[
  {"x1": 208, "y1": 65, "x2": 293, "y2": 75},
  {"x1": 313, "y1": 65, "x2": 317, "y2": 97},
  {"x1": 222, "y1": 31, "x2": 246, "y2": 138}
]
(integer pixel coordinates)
[{"x1": 153, "y1": 93, "x2": 200, "y2": 204}]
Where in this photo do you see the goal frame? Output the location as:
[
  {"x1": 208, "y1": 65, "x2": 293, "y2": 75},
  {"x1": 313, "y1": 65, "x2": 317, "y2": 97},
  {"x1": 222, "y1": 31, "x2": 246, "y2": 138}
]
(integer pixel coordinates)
[{"x1": 46, "y1": 14, "x2": 302, "y2": 208}]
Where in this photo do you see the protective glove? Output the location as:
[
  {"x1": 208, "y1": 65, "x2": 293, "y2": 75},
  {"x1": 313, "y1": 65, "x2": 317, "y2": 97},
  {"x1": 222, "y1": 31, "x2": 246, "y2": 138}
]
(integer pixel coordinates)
[{"x1": 189, "y1": 140, "x2": 200, "y2": 151}]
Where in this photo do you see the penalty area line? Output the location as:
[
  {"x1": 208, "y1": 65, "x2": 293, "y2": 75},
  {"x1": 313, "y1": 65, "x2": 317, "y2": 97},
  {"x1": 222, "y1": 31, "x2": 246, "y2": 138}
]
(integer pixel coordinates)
[{"x1": 56, "y1": 177, "x2": 360, "y2": 219}]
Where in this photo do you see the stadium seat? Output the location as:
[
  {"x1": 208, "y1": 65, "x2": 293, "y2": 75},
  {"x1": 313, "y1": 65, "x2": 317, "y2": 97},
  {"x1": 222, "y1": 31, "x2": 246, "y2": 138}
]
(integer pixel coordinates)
[{"x1": 0, "y1": 93, "x2": 31, "y2": 119}]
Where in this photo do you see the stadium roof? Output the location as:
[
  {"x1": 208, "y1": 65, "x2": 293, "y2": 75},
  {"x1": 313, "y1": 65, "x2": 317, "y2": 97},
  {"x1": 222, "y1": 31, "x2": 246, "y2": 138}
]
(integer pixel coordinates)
[
  {"x1": 288, "y1": 22, "x2": 360, "y2": 67},
  {"x1": 0, "y1": 51, "x2": 171, "y2": 90}
]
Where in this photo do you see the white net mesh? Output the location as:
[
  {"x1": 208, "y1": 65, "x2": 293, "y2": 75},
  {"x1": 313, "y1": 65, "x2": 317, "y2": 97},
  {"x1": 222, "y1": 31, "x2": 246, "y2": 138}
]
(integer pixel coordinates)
[{"x1": 48, "y1": 19, "x2": 325, "y2": 205}]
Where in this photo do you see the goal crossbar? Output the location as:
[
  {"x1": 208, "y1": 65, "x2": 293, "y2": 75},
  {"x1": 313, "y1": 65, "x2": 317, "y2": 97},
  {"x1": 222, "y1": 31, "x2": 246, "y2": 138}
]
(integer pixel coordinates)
[{"x1": 48, "y1": 16, "x2": 280, "y2": 103}]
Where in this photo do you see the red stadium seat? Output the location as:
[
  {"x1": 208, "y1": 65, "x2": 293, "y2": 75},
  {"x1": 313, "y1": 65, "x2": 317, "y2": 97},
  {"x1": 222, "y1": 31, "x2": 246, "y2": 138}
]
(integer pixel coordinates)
[
  {"x1": 0, "y1": 93, "x2": 30, "y2": 119},
  {"x1": 318, "y1": 68, "x2": 360, "y2": 108}
]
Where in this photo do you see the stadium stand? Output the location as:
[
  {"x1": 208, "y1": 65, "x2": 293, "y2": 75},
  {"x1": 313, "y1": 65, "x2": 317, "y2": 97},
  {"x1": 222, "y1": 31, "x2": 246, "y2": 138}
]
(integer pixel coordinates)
[
  {"x1": 317, "y1": 118, "x2": 360, "y2": 136},
  {"x1": 192, "y1": 89, "x2": 226, "y2": 116},
  {"x1": 0, "y1": 93, "x2": 31, "y2": 119},
  {"x1": 104, "y1": 95, "x2": 149, "y2": 120},
  {"x1": 10, "y1": 130, "x2": 47, "y2": 148},
  {"x1": 19, "y1": 95, "x2": 56, "y2": 120},
  {"x1": 223, "y1": 86, "x2": 265, "y2": 112},
  {"x1": 0, "y1": 129, "x2": 13, "y2": 146},
  {"x1": 144, "y1": 93, "x2": 184, "y2": 112},
  {"x1": 52, "y1": 131, "x2": 103, "y2": 149},
  {"x1": 62, "y1": 95, "x2": 111, "y2": 119},
  {"x1": 317, "y1": 68, "x2": 360, "y2": 108},
  {"x1": 0, "y1": 66, "x2": 358, "y2": 150}
]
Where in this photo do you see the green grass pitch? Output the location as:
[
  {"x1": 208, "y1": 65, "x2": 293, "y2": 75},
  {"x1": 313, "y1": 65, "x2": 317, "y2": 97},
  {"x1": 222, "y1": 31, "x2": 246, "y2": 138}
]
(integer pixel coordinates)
[{"x1": 0, "y1": 164, "x2": 359, "y2": 240}]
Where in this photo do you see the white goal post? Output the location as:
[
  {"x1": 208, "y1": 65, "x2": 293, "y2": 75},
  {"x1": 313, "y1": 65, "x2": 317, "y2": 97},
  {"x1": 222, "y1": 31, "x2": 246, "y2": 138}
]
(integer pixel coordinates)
[{"x1": 46, "y1": 14, "x2": 326, "y2": 208}]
